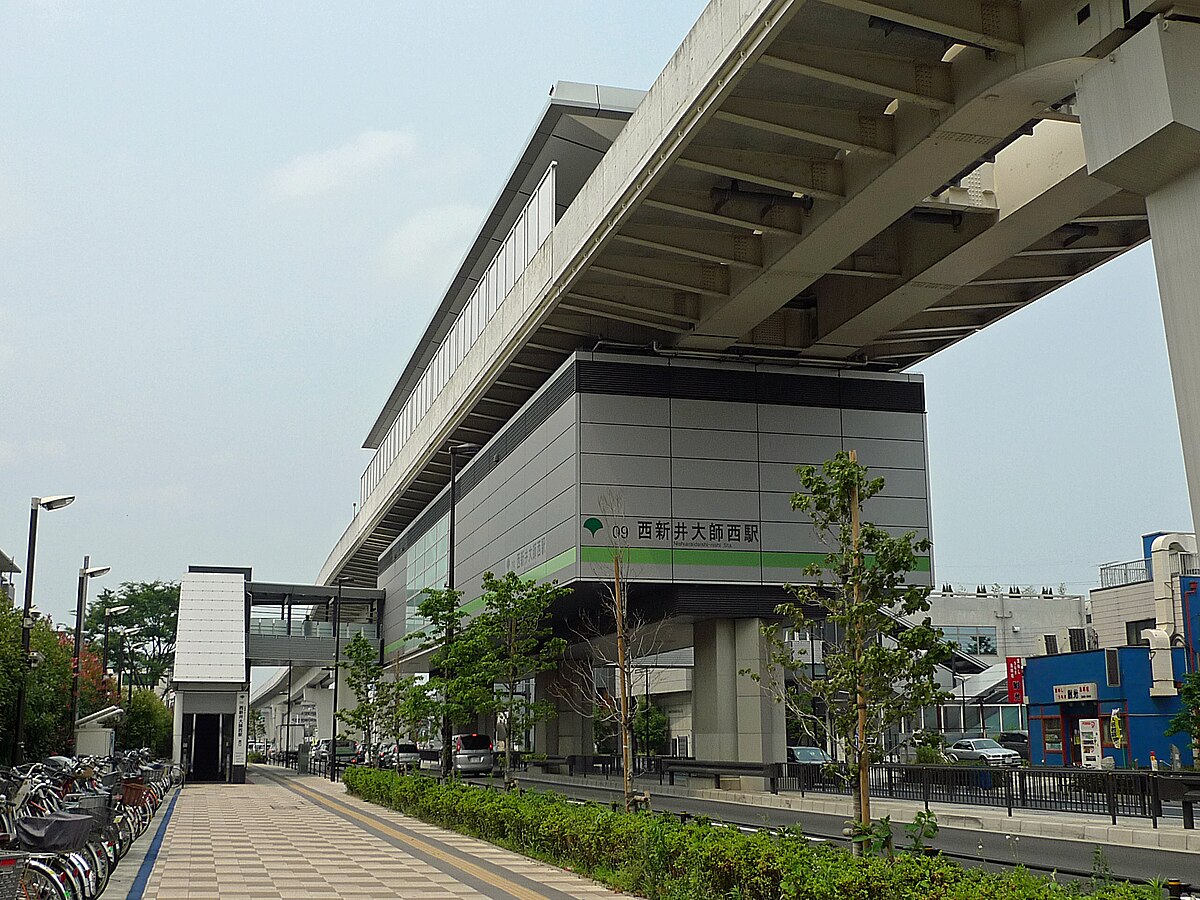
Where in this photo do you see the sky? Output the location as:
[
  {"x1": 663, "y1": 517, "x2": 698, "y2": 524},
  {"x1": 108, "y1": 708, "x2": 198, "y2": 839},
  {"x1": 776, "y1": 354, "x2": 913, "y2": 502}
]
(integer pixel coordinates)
[{"x1": 1, "y1": 2, "x2": 1192, "y2": 633}]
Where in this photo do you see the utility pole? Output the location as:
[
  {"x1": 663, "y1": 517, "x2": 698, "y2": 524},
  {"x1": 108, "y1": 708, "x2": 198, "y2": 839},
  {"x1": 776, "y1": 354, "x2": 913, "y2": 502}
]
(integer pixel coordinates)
[
  {"x1": 850, "y1": 448, "x2": 871, "y2": 839},
  {"x1": 614, "y1": 554, "x2": 633, "y2": 811}
]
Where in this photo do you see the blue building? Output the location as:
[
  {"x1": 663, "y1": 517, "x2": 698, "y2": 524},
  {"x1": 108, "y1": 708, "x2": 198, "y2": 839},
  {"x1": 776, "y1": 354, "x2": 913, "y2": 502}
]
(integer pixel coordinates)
[{"x1": 1025, "y1": 646, "x2": 1192, "y2": 768}]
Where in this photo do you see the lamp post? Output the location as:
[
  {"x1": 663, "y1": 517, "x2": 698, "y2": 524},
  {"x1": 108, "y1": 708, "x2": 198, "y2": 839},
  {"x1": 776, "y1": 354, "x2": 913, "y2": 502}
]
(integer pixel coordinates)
[
  {"x1": 116, "y1": 626, "x2": 140, "y2": 748},
  {"x1": 441, "y1": 442, "x2": 481, "y2": 776},
  {"x1": 70, "y1": 557, "x2": 111, "y2": 752},
  {"x1": 12, "y1": 494, "x2": 75, "y2": 765},
  {"x1": 330, "y1": 574, "x2": 354, "y2": 782},
  {"x1": 102, "y1": 604, "x2": 130, "y2": 676}
]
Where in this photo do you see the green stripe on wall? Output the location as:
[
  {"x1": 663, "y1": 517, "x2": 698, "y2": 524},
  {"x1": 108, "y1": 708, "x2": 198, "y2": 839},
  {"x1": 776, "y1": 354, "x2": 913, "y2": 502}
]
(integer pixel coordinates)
[
  {"x1": 580, "y1": 544, "x2": 930, "y2": 572},
  {"x1": 520, "y1": 547, "x2": 577, "y2": 582}
]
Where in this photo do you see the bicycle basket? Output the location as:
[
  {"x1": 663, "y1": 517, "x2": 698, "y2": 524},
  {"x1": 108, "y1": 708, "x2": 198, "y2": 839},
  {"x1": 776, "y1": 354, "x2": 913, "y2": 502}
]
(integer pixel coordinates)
[
  {"x1": 122, "y1": 782, "x2": 151, "y2": 807},
  {"x1": 0, "y1": 853, "x2": 26, "y2": 900},
  {"x1": 16, "y1": 812, "x2": 95, "y2": 853}
]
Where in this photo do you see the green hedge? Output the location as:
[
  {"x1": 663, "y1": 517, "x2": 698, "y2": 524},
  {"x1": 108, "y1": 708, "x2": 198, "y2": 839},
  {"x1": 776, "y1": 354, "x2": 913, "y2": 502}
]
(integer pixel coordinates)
[{"x1": 341, "y1": 767, "x2": 1157, "y2": 900}]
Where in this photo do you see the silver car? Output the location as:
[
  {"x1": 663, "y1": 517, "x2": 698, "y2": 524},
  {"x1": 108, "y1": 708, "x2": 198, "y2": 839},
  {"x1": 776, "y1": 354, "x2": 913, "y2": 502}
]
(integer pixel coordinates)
[
  {"x1": 946, "y1": 738, "x2": 1021, "y2": 766},
  {"x1": 451, "y1": 733, "x2": 494, "y2": 775}
]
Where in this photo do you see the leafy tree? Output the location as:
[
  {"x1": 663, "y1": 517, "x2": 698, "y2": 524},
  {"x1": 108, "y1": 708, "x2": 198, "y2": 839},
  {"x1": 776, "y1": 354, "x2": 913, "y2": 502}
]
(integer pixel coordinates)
[
  {"x1": 475, "y1": 571, "x2": 568, "y2": 777},
  {"x1": 412, "y1": 587, "x2": 496, "y2": 776},
  {"x1": 1167, "y1": 672, "x2": 1200, "y2": 746},
  {"x1": 744, "y1": 450, "x2": 951, "y2": 851},
  {"x1": 84, "y1": 581, "x2": 179, "y2": 691},
  {"x1": 337, "y1": 632, "x2": 384, "y2": 751},
  {"x1": 633, "y1": 700, "x2": 668, "y2": 755},
  {"x1": 118, "y1": 688, "x2": 172, "y2": 756},
  {"x1": 378, "y1": 675, "x2": 438, "y2": 746}
]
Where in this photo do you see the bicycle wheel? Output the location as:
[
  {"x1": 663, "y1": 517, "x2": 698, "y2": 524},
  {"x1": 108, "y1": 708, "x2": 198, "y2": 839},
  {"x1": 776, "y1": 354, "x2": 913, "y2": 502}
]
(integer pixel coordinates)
[
  {"x1": 84, "y1": 843, "x2": 108, "y2": 897},
  {"x1": 20, "y1": 860, "x2": 69, "y2": 900}
]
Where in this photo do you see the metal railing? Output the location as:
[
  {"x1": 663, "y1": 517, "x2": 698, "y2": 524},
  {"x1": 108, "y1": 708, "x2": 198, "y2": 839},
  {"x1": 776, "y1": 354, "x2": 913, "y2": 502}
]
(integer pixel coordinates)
[
  {"x1": 1098, "y1": 558, "x2": 1150, "y2": 589},
  {"x1": 360, "y1": 162, "x2": 557, "y2": 507},
  {"x1": 776, "y1": 762, "x2": 1162, "y2": 825},
  {"x1": 248, "y1": 619, "x2": 379, "y2": 641}
]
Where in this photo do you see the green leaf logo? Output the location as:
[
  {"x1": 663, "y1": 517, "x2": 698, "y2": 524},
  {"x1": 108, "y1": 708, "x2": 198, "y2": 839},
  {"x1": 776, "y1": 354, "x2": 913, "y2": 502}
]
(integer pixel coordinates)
[{"x1": 583, "y1": 517, "x2": 604, "y2": 536}]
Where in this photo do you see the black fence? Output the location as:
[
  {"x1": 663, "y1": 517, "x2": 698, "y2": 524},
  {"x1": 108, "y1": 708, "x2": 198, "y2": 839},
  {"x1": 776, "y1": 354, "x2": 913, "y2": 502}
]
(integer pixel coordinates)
[{"x1": 776, "y1": 762, "x2": 1167, "y2": 825}]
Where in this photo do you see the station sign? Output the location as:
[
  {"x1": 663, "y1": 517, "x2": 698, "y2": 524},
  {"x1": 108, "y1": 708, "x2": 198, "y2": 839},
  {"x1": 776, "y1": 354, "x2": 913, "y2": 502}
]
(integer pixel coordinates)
[
  {"x1": 1052, "y1": 682, "x2": 1097, "y2": 702},
  {"x1": 582, "y1": 516, "x2": 762, "y2": 550}
]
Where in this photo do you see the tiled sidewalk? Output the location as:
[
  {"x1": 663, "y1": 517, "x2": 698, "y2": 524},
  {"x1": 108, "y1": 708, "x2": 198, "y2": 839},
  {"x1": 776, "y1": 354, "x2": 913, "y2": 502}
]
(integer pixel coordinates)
[{"x1": 140, "y1": 768, "x2": 618, "y2": 899}]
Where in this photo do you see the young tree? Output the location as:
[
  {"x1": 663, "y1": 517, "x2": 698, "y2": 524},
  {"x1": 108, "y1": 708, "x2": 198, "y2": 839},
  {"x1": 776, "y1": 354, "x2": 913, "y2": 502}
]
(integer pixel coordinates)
[
  {"x1": 1167, "y1": 672, "x2": 1200, "y2": 749},
  {"x1": 84, "y1": 581, "x2": 179, "y2": 691},
  {"x1": 412, "y1": 587, "x2": 495, "y2": 776},
  {"x1": 337, "y1": 632, "x2": 384, "y2": 752},
  {"x1": 475, "y1": 571, "x2": 568, "y2": 777},
  {"x1": 746, "y1": 450, "x2": 950, "y2": 850},
  {"x1": 378, "y1": 675, "x2": 438, "y2": 747},
  {"x1": 633, "y1": 699, "x2": 669, "y2": 756}
]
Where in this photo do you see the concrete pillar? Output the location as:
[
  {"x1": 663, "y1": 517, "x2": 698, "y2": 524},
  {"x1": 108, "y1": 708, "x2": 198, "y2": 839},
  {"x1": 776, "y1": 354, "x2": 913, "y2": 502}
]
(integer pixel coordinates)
[
  {"x1": 692, "y1": 620, "x2": 738, "y2": 760},
  {"x1": 172, "y1": 695, "x2": 185, "y2": 765},
  {"x1": 534, "y1": 667, "x2": 594, "y2": 758},
  {"x1": 1078, "y1": 16, "x2": 1200, "y2": 541},
  {"x1": 305, "y1": 686, "x2": 333, "y2": 741},
  {"x1": 693, "y1": 618, "x2": 786, "y2": 774}
]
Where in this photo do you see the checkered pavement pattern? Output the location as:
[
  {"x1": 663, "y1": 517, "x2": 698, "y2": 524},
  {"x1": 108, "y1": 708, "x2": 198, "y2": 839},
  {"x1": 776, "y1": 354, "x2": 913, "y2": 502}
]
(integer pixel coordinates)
[{"x1": 141, "y1": 769, "x2": 618, "y2": 899}]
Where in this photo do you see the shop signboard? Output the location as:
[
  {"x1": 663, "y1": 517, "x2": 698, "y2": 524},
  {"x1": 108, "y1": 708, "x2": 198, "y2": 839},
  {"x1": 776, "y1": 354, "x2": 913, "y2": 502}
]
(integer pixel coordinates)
[
  {"x1": 1052, "y1": 682, "x2": 1097, "y2": 702},
  {"x1": 1005, "y1": 657, "x2": 1024, "y2": 703}
]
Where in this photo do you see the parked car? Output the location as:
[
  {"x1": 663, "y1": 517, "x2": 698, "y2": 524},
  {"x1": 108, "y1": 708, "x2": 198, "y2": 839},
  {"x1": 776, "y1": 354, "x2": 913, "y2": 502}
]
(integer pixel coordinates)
[
  {"x1": 787, "y1": 746, "x2": 833, "y2": 765},
  {"x1": 312, "y1": 739, "x2": 330, "y2": 762},
  {"x1": 946, "y1": 738, "x2": 1021, "y2": 766},
  {"x1": 996, "y1": 731, "x2": 1030, "y2": 760},
  {"x1": 451, "y1": 733, "x2": 495, "y2": 775},
  {"x1": 394, "y1": 742, "x2": 422, "y2": 771}
]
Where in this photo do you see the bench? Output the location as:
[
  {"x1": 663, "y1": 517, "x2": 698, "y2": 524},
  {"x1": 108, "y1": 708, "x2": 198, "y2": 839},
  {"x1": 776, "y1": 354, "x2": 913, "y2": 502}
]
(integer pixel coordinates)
[{"x1": 663, "y1": 760, "x2": 781, "y2": 794}]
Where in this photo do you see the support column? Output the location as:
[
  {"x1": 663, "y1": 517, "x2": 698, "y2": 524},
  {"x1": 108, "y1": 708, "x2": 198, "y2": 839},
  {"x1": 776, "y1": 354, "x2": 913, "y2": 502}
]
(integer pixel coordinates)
[
  {"x1": 172, "y1": 695, "x2": 185, "y2": 765},
  {"x1": 692, "y1": 619, "x2": 738, "y2": 760},
  {"x1": 534, "y1": 667, "x2": 593, "y2": 758},
  {"x1": 693, "y1": 618, "x2": 785, "y2": 787},
  {"x1": 305, "y1": 686, "x2": 333, "y2": 742},
  {"x1": 1078, "y1": 16, "x2": 1200, "y2": 542}
]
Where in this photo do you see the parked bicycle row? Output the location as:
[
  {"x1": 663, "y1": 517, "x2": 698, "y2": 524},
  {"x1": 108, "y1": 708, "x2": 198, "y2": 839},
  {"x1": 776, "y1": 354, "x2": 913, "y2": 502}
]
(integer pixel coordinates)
[{"x1": 0, "y1": 748, "x2": 180, "y2": 900}]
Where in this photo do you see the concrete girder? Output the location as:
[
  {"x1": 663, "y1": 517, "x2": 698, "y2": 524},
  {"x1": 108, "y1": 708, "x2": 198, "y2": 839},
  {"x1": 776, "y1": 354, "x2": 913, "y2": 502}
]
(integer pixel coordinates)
[
  {"x1": 565, "y1": 288, "x2": 700, "y2": 326},
  {"x1": 760, "y1": 40, "x2": 954, "y2": 110},
  {"x1": 676, "y1": 58, "x2": 1100, "y2": 352},
  {"x1": 590, "y1": 256, "x2": 731, "y2": 297},
  {"x1": 559, "y1": 300, "x2": 692, "y2": 333},
  {"x1": 643, "y1": 188, "x2": 805, "y2": 236},
  {"x1": 808, "y1": 123, "x2": 1128, "y2": 356},
  {"x1": 814, "y1": 0, "x2": 1023, "y2": 56},
  {"x1": 677, "y1": 146, "x2": 846, "y2": 201},
  {"x1": 715, "y1": 97, "x2": 895, "y2": 159},
  {"x1": 612, "y1": 224, "x2": 764, "y2": 268}
]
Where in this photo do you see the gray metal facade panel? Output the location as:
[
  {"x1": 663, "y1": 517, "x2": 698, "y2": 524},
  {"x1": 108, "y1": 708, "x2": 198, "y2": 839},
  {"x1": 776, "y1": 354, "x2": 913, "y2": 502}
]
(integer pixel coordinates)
[
  {"x1": 842, "y1": 409, "x2": 927, "y2": 442},
  {"x1": 757, "y1": 404, "x2": 842, "y2": 436},
  {"x1": 669, "y1": 398, "x2": 758, "y2": 431},
  {"x1": 671, "y1": 428, "x2": 759, "y2": 460},
  {"x1": 580, "y1": 422, "x2": 671, "y2": 456},
  {"x1": 578, "y1": 393, "x2": 670, "y2": 426}
]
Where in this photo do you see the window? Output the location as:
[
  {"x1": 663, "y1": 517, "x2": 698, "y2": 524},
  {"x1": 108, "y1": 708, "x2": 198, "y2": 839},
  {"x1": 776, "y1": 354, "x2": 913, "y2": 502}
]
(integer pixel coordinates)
[
  {"x1": 1042, "y1": 717, "x2": 1063, "y2": 753},
  {"x1": 938, "y1": 625, "x2": 998, "y2": 655},
  {"x1": 1126, "y1": 618, "x2": 1155, "y2": 646},
  {"x1": 1105, "y1": 648, "x2": 1121, "y2": 686}
]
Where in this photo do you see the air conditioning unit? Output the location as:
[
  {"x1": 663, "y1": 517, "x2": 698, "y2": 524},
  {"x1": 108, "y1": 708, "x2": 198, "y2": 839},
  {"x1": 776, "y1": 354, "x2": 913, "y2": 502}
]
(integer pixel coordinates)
[
  {"x1": 1043, "y1": 634, "x2": 1060, "y2": 655},
  {"x1": 1068, "y1": 627, "x2": 1087, "y2": 653}
]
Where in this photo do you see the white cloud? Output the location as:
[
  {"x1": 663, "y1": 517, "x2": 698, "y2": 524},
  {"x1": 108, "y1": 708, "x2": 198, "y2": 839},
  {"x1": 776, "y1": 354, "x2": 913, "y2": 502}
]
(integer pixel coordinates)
[
  {"x1": 268, "y1": 130, "x2": 415, "y2": 199},
  {"x1": 379, "y1": 204, "x2": 485, "y2": 288}
]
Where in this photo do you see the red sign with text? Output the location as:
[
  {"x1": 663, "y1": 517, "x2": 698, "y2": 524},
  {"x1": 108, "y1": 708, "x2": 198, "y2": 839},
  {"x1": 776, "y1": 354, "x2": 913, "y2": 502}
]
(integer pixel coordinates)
[{"x1": 1006, "y1": 656, "x2": 1025, "y2": 704}]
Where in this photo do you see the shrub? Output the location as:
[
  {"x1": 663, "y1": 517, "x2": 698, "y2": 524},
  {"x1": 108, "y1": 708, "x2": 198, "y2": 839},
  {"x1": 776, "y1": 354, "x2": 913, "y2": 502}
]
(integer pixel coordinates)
[{"x1": 341, "y1": 767, "x2": 1155, "y2": 900}]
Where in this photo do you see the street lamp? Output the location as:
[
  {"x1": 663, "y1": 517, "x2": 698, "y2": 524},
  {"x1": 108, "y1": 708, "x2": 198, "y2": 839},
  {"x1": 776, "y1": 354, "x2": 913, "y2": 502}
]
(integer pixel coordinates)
[
  {"x1": 102, "y1": 604, "x2": 130, "y2": 675},
  {"x1": 69, "y1": 557, "x2": 111, "y2": 752},
  {"x1": 441, "y1": 442, "x2": 481, "y2": 776},
  {"x1": 330, "y1": 573, "x2": 354, "y2": 782},
  {"x1": 12, "y1": 493, "x2": 75, "y2": 765}
]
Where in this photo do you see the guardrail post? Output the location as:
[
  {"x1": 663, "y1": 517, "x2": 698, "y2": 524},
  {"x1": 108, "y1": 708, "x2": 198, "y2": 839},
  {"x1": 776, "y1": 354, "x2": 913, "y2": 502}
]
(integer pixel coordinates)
[
  {"x1": 921, "y1": 766, "x2": 930, "y2": 812},
  {"x1": 1004, "y1": 769, "x2": 1013, "y2": 817},
  {"x1": 1151, "y1": 775, "x2": 1161, "y2": 829},
  {"x1": 769, "y1": 763, "x2": 779, "y2": 795},
  {"x1": 1106, "y1": 772, "x2": 1118, "y2": 826}
]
